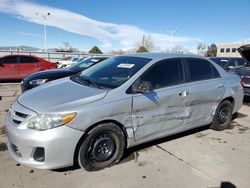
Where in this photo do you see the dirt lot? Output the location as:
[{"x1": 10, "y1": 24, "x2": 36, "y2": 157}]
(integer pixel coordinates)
[{"x1": 0, "y1": 83, "x2": 250, "y2": 188}]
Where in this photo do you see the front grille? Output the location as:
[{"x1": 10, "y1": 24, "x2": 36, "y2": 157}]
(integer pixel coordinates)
[
  {"x1": 13, "y1": 119, "x2": 21, "y2": 125},
  {"x1": 15, "y1": 111, "x2": 28, "y2": 118},
  {"x1": 10, "y1": 110, "x2": 29, "y2": 125}
]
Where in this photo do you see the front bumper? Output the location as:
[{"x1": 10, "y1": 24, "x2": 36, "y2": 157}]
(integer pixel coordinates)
[{"x1": 5, "y1": 104, "x2": 83, "y2": 169}]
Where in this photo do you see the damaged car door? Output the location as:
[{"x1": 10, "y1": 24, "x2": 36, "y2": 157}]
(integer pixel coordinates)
[
  {"x1": 131, "y1": 58, "x2": 191, "y2": 141},
  {"x1": 184, "y1": 58, "x2": 225, "y2": 126}
]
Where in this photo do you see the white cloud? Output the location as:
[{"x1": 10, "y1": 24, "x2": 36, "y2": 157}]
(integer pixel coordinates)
[
  {"x1": 18, "y1": 32, "x2": 42, "y2": 38},
  {"x1": 0, "y1": 0, "x2": 202, "y2": 51}
]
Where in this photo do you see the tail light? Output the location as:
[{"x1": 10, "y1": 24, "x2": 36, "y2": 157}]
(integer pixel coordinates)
[{"x1": 240, "y1": 80, "x2": 245, "y2": 87}]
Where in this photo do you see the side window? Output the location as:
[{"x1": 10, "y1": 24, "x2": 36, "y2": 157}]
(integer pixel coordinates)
[
  {"x1": 211, "y1": 64, "x2": 220, "y2": 78},
  {"x1": 140, "y1": 59, "x2": 184, "y2": 90},
  {"x1": 186, "y1": 58, "x2": 219, "y2": 82},
  {"x1": 19, "y1": 56, "x2": 38, "y2": 63},
  {"x1": 1, "y1": 56, "x2": 17, "y2": 64}
]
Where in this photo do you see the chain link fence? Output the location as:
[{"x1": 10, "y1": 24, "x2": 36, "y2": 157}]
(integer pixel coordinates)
[{"x1": 0, "y1": 50, "x2": 111, "y2": 62}]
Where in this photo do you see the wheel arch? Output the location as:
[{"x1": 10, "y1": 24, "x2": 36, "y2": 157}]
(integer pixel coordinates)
[
  {"x1": 73, "y1": 119, "x2": 128, "y2": 166},
  {"x1": 221, "y1": 96, "x2": 235, "y2": 108}
]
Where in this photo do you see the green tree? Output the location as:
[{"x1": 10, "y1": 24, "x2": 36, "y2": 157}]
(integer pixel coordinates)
[
  {"x1": 136, "y1": 46, "x2": 148, "y2": 53},
  {"x1": 89, "y1": 46, "x2": 103, "y2": 54}
]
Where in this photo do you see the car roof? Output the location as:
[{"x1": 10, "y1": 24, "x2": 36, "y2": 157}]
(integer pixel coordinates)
[
  {"x1": 124, "y1": 53, "x2": 204, "y2": 61},
  {"x1": 210, "y1": 57, "x2": 243, "y2": 59},
  {"x1": 2, "y1": 54, "x2": 38, "y2": 58}
]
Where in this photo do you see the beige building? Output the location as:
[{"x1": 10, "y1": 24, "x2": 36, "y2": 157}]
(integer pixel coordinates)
[{"x1": 217, "y1": 42, "x2": 250, "y2": 57}]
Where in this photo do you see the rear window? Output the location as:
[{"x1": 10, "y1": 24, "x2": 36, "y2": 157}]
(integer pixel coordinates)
[{"x1": 186, "y1": 58, "x2": 220, "y2": 82}]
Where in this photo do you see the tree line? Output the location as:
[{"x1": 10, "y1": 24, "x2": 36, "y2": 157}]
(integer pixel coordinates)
[{"x1": 57, "y1": 35, "x2": 218, "y2": 56}]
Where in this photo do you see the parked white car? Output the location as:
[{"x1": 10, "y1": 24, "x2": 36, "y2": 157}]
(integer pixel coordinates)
[{"x1": 56, "y1": 56, "x2": 83, "y2": 68}]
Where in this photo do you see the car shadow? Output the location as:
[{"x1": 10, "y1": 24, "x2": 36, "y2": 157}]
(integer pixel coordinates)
[
  {"x1": 0, "y1": 80, "x2": 21, "y2": 83},
  {"x1": 219, "y1": 181, "x2": 237, "y2": 188},
  {"x1": 121, "y1": 125, "x2": 210, "y2": 162}
]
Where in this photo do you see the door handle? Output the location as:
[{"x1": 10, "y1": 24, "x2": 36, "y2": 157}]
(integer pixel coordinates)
[
  {"x1": 218, "y1": 84, "x2": 224, "y2": 89},
  {"x1": 179, "y1": 90, "x2": 189, "y2": 97}
]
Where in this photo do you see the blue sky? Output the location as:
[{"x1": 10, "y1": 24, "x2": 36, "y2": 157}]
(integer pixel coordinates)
[{"x1": 0, "y1": 0, "x2": 249, "y2": 52}]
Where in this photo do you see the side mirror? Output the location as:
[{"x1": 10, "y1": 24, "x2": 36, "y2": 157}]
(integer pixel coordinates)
[
  {"x1": 133, "y1": 81, "x2": 153, "y2": 93},
  {"x1": 0, "y1": 62, "x2": 4, "y2": 67}
]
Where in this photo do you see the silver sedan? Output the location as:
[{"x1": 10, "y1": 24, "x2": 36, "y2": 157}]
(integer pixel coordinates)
[{"x1": 5, "y1": 53, "x2": 243, "y2": 171}]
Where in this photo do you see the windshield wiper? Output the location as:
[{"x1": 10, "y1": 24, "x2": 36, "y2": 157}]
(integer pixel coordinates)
[
  {"x1": 79, "y1": 76, "x2": 110, "y2": 89},
  {"x1": 72, "y1": 75, "x2": 111, "y2": 89},
  {"x1": 79, "y1": 77, "x2": 97, "y2": 86}
]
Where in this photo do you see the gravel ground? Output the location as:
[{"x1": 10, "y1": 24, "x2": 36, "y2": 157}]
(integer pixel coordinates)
[{"x1": 0, "y1": 83, "x2": 250, "y2": 188}]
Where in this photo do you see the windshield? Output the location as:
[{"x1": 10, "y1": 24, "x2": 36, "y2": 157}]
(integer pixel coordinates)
[
  {"x1": 72, "y1": 56, "x2": 151, "y2": 89},
  {"x1": 71, "y1": 57, "x2": 80, "y2": 62},
  {"x1": 69, "y1": 57, "x2": 107, "y2": 71}
]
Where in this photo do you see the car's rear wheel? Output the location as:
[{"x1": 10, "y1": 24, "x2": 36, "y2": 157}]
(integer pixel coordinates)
[
  {"x1": 210, "y1": 100, "x2": 233, "y2": 131},
  {"x1": 78, "y1": 123, "x2": 125, "y2": 171}
]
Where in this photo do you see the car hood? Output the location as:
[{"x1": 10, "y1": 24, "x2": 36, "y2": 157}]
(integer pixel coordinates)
[
  {"x1": 23, "y1": 68, "x2": 76, "y2": 81},
  {"x1": 238, "y1": 45, "x2": 250, "y2": 65},
  {"x1": 18, "y1": 77, "x2": 109, "y2": 113}
]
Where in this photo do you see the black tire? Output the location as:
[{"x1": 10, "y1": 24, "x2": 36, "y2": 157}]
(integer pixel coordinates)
[
  {"x1": 210, "y1": 100, "x2": 233, "y2": 131},
  {"x1": 78, "y1": 123, "x2": 125, "y2": 171}
]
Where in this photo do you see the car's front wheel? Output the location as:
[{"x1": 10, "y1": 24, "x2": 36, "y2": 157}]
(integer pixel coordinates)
[
  {"x1": 210, "y1": 100, "x2": 233, "y2": 131},
  {"x1": 78, "y1": 123, "x2": 125, "y2": 171}
]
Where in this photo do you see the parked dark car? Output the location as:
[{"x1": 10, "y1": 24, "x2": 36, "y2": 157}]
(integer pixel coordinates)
[
  {"x1": 21, "y1": 56, "x2": 108, "y2": 92},
  {"x1": 209, "y1": 57, "x2": 246, "y2": 71},
  {"x1": 0, "y1": 54, "x2": 56, "y2": 81},
  {"x1": 230, "y1": 45, "x2": 250, "y2": 96}
]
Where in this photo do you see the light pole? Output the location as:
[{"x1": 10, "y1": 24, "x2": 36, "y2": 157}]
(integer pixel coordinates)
[
  {"x1": 166, "y1": 29, "x2": 177, "y2": 53},
  {"x1": 36, "y1": 12, "x2": 51, "y2": 52}
]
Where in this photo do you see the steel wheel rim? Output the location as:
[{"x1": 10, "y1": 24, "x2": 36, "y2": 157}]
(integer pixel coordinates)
[
  {"x1": 87, "y1": 133, "x2": 116, "y2": 163},
  {"x1": 217, "y1": 104, "x2": 230, "y2": 124}
]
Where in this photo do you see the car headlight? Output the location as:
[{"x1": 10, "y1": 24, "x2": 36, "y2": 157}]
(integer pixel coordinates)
[
  {"x1": 29, "y1": 79, "x2": 48, "y2": 86},
  {"x1": 25, "y1": 113, "x2": 76, "y2": 130}
]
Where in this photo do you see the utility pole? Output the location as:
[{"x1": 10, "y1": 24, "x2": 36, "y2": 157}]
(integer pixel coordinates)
[
  {"x1": 36, "y1": 12, "x2": 51, "y2": 52},
  {"x1": 166, "y1": 29, "x2": 177, "y2": 53}
]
